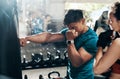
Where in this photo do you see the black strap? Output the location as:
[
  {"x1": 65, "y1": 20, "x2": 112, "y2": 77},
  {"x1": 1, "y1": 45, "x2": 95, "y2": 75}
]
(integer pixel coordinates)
[{"x1": 115, "y1": 60, "x2": 120, "y2": 64}]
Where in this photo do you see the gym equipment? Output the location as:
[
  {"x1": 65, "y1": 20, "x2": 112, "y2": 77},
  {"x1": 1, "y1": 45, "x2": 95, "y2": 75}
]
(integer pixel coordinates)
[
  {"x1": 44, "y1": 52, "x2": 55, "y2": 67},
  {"x1": 21, "y1": 55, "x2": 28, "y2": 69},
  {"x1": 0, "y1": 0, "x2": 22, "y2": 79},
  {"x1": 24, "y1": 74, "x2": 28, "y2": 79},
  {"x1": 54, "y1": 50, "x2": 64, "y2": 66},
  {"x1": 62, "y1": 51, "x2": 68, "y2": 66},
  {"x1": 37, "y1": 52, "x2": 45, "y2": 68},
  {"x1": 28, "y1": 53, "x2": 39, "y2": 68},
  {"x1": 39, "y1": 74, "x2": 44, "y2": 79},
  {"x1": 48, "y1": 71, "x2": 66, "y2": 79}
]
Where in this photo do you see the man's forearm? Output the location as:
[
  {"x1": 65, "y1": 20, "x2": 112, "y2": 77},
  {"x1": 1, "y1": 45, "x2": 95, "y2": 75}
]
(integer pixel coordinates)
[
  {"x1": 25, "y1": 32, "x2": 51, "y2": 43},
  {"x1": 67, "y1": 44, "x2": 83, "y2": 67},
  {"x1": 25, "y1": 32, "x2": 65, "y2": 43}
]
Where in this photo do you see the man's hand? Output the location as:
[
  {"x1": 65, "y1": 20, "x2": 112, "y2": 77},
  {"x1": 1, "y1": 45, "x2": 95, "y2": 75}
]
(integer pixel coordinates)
[
  {"x1": 20, "y1": 38, "x2": 27, "y2": 47},
  {"x1": 66, "y1": 29, "x2": 78, "y2": 40}
]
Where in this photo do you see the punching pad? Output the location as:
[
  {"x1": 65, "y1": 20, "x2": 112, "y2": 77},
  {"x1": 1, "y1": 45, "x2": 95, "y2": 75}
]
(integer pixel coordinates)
[{"x1": 0, "y1": 0, "x2": 22, "y2": 79}]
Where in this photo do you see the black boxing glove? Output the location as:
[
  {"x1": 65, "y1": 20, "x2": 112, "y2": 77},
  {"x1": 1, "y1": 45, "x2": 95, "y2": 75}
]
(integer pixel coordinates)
[{"x1": 97, "y1": 30, "x2": 113, "y2": 49}]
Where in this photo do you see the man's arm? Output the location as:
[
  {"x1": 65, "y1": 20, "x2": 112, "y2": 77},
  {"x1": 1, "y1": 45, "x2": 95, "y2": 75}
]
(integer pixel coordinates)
[
  {"x1": 66, "y1": 29, "x2": 95, "y2": 67},
  {"x1": 67, "y1": 43, "x2": 93, "y2": 67},
  {"x1": 20, "y1": 32, "x2": 65, "y2": 46}
]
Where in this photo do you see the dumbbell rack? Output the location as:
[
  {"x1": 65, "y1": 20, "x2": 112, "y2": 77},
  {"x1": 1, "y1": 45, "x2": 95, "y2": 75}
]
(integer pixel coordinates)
[{"x1": 21, "y1": 42, "x2": 68, "y2": 70}]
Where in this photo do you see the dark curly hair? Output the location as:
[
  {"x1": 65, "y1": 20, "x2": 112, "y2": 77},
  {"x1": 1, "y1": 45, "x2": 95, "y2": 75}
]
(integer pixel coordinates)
[
  {"x1": 64, "y1": 9, "x2": 84, "y2": 26},
  {"x1": 112, "y1": 2, "x2": 120, "y2": 20}
]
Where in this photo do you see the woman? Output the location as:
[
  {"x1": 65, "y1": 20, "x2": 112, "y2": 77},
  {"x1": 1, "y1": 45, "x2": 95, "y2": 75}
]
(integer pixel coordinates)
[{"x1": 94, "y1": 1, "x2": 120, "y2": 79}]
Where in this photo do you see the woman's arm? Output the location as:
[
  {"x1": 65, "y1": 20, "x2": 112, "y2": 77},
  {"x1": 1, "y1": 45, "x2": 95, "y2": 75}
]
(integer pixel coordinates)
[
  {"x1": 94, "y1": 38, "x2": 120, "y2": 75},
  {"x1": 94, "y1": 47, "x2": 103, "y2": 66}
]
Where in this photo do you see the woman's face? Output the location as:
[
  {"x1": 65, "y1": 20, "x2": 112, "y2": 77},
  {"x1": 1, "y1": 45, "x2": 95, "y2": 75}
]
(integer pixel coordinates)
[{"x1": 108, "y1": 11, "x2": 120, "y2": 32}]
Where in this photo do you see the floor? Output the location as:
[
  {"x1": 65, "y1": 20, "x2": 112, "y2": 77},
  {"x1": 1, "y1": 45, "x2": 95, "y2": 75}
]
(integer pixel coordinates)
[
  {"x1": 22, "y1": 66, "x2": 67, "y2": 79},
  {"x1": 22, "y1": 66, "x2": 106, "y2": 79}
]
